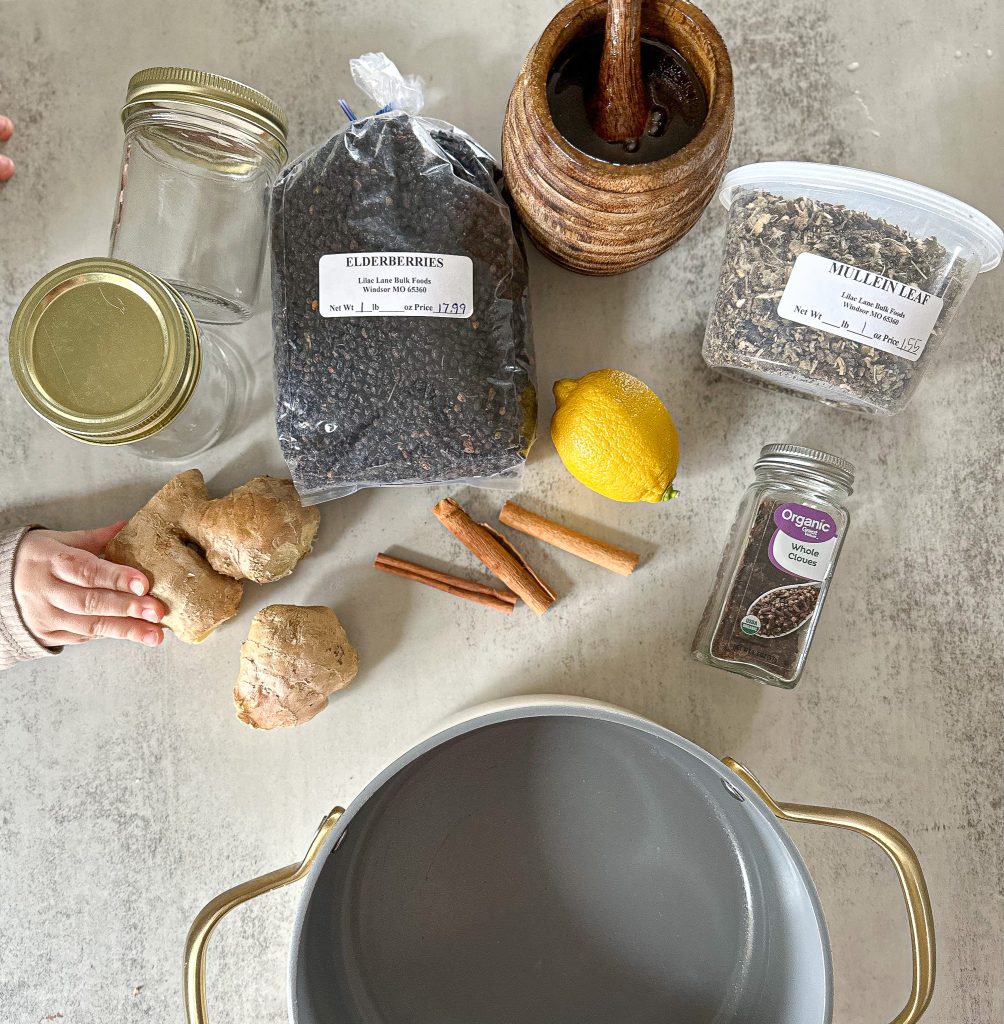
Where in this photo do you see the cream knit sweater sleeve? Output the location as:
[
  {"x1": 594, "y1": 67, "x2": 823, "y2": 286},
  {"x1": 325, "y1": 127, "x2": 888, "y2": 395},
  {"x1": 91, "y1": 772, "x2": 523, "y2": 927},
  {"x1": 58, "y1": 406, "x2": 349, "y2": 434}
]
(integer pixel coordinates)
[{"x1": 0, "y1": 527, "x2": 58, "y2": 670}]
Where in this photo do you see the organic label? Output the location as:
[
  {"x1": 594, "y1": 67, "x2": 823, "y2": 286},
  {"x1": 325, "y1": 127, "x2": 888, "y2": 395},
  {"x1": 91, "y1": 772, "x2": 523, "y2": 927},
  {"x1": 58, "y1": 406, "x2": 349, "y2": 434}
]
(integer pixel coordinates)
[
  {"x1": 768, "y1": 502, "x2": 838, "y2": 583},
  {"x1": 777, "y1": 252, "x2": 944, "y2": 362},
  {"x1": 319, "y1": 252, "x2": 474, "y2": 318}
]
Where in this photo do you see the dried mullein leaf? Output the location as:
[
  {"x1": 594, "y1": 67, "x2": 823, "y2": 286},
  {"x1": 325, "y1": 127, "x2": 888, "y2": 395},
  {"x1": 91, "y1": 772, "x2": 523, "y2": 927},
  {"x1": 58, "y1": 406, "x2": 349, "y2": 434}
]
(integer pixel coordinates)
[{"x1": 703, "y1": 189, "x2": 971, "y2": 413}]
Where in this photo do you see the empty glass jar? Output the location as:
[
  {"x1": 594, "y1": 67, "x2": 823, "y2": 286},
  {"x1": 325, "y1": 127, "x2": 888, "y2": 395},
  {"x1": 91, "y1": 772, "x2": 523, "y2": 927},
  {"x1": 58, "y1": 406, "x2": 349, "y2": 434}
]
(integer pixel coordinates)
[
  {"x1": 110, "y1": 67, "x2": 288, "y2": 324},
  {"x1": 8, "y1": 258, "x2": 246, "y2": 461}
]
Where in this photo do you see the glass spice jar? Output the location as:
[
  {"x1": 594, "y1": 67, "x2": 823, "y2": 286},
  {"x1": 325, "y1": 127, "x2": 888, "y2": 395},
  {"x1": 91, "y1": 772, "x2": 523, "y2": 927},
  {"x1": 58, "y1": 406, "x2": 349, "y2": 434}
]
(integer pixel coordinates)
[
  {"x1": 7, "y1": 258, "x2": 244, "y2": 461},
  {"x1": 110, "y1": 67, "x2": 288, "y2": 324},
  {"x1": 692, "y1": 444, "x2": 854, "y2": 688}
]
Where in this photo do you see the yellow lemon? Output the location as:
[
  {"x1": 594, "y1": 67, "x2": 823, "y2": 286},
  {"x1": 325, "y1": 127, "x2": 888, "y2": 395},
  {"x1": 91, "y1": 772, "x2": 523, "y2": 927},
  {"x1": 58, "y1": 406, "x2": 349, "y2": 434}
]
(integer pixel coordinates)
[{"x1": 550, "y1": 370, "x2": 679, "y2": 503}]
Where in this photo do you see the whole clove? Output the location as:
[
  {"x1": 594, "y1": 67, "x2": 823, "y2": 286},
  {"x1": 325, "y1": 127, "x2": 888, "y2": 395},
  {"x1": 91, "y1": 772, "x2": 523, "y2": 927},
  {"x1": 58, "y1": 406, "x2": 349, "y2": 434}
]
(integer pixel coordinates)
[
  {"x1": 747, "y1": 583, "x2": 820, "y2": 637},
  {"x1": 692, "y1": 442, "x2": 855, "y2": 690}
]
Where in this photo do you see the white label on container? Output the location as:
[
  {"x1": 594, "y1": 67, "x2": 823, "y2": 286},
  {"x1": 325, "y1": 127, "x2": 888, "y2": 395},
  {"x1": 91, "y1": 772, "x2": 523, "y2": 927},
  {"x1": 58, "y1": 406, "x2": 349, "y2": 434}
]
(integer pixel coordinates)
[
  {"x1": 770, "y1": 531, "x2": 836, "y2": 583},
  {"x1": 318, "y1": 252, "x2": 473, "y2": 318},
  {"x1": 777, "y1": 252, "x2": 943, "y2": 361}
]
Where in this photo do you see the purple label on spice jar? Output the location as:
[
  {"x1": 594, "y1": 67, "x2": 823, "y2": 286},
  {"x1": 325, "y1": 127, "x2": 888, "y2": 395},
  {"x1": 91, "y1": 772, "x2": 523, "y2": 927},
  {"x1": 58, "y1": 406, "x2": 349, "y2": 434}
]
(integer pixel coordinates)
[
  {"x1": 774, "y1": 503, "x2": 837, "y2": 543},
  {"x1": 769, "y1": 503, "x2": 839, "y2": 582}
]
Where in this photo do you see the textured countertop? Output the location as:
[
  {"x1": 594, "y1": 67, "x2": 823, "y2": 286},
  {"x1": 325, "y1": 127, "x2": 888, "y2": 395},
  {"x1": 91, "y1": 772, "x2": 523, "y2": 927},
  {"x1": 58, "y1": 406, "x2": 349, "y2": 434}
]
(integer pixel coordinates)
[{"x1": 1, "y1": 1, "x2": 1001, "y2": 1021}]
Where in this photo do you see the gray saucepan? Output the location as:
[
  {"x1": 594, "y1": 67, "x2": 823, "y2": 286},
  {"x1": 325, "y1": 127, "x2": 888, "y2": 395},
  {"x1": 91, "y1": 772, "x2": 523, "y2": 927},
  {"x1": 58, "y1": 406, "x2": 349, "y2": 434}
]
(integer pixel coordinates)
[{"x1": 184, "y1": 696, "x2": 934, "y2": 1024}]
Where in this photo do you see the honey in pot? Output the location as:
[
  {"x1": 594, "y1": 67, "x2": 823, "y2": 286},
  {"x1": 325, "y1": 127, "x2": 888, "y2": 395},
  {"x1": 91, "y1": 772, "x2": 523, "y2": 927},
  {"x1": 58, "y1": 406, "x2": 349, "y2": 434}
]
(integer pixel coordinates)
[{"x1": 546, "y1": 34, "x2": 708, "y2": 164}]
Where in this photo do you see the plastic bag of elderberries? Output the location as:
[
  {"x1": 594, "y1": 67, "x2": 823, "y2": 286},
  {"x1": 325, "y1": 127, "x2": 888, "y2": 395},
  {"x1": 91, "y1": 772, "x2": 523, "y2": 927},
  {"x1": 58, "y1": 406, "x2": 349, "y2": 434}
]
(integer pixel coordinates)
[{"x1": 269, "y1": 53, "x2": 536, "y2": 502}]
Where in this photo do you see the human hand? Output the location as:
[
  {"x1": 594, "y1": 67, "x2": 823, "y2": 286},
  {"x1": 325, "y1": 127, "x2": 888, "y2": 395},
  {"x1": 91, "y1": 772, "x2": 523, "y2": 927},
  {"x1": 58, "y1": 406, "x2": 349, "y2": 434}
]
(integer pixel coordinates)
[
  {"x1": 13, "y1": 524, "x2": 166, "y2": 649},
  {"x1": 0, "y1": 115, "x2": 15, "y2": 182}
]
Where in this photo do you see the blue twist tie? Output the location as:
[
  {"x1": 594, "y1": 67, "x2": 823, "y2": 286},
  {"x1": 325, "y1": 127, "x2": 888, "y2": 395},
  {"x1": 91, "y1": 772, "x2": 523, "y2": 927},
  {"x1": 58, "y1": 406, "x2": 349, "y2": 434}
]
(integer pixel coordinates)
[{"x1": 338, "y1": 100, "x2": 397, "y2": 123}]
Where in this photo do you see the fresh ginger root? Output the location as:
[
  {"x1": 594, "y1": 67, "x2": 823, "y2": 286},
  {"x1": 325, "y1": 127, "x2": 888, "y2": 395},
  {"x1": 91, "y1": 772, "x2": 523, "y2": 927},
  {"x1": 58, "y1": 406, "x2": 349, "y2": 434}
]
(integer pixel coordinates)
[
  {"x1": 234, "y1": 604, "x2": 358, "y2": 729},
  {"x1": 105, "y1": 470, "x2": 320, "y2": 643}
]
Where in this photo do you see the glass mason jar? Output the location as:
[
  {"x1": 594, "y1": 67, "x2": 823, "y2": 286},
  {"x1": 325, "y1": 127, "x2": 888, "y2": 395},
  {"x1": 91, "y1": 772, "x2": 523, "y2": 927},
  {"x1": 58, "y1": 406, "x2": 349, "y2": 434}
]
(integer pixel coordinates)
[
  {"x1": 8, "y1": 258, "x2": 245, "y2": 461},
  {"x1": 127, "y1": 329, "x2": 240, "y2": 461},
  {"x1": 110, "y1": 67, "x2": 288, "y2": 324},
  {"x1": 692, "y1": 444, "x2": 854, "y2": 688}
]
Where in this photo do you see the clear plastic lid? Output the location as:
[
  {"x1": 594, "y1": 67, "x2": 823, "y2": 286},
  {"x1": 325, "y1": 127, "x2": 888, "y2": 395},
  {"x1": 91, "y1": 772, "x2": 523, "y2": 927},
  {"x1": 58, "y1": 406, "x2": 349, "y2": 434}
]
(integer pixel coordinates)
[{"x1": 718, "y1": 161, "x2": 1003, "y2": 273}]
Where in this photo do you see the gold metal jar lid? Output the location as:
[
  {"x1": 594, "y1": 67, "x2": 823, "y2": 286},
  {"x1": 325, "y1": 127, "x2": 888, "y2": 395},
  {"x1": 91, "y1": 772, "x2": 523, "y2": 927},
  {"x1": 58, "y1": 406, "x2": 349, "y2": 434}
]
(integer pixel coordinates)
[
  {"x1": 122, "y1": 66, "x2": 288, "y2": 149},
  {"x1": 8, "y1": 258, "x2": 202, "y2": 446}
]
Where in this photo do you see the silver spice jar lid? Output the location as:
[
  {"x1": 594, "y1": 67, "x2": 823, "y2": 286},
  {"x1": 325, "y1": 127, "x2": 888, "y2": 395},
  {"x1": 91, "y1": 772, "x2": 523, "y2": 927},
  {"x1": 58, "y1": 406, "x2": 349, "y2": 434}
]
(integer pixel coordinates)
[{"x1": 756, "y1": 443, "x2": 855, "y2": 493}]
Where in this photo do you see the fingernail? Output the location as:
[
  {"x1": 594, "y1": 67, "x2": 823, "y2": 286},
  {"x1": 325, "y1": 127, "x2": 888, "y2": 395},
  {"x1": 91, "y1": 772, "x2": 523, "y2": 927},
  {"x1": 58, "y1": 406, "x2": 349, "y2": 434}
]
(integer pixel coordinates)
[
  {"x1": 142, "y1": 631, "x2": 161, "y2": 647},
  {"x1": 0, "y1": 116, "x2": 12, "y2": 136},
  {"x1": 129, "y1": 578, "x2": 146, "y2": 596},
  {"x1": 142, "y1": 607, "x2": 162, "y2": 623},
  {"x1": 0, "y1": 156, "x2": 14, "y2": 183}
]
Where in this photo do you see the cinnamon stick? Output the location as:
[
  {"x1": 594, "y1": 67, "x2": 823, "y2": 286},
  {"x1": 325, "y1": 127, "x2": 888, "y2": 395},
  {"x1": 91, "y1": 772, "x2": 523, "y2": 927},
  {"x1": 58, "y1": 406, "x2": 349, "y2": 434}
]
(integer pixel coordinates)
[
  {"x1": 374, "y1": 553, "x2": 518, "y2": 613},
  {"x1": 432, "y1": 498, "x2": 556, "y2": 615},
  {"x1": 499, "y1": 501, "x2": 640, "y2": 577}
]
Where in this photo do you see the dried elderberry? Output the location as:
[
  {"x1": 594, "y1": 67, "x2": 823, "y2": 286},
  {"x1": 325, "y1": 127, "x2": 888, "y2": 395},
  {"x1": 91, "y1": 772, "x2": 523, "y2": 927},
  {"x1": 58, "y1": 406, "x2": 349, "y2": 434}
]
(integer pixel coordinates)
[{"x1": 270, "y1": 113, "x2": 536, "y2": 501}]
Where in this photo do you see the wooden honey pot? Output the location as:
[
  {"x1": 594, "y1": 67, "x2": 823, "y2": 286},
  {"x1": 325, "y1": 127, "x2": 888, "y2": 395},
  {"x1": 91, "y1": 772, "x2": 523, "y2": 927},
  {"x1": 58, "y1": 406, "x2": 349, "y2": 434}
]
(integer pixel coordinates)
[{"x1": 502, "y1": 0, "x2": 734, "y2": 275}]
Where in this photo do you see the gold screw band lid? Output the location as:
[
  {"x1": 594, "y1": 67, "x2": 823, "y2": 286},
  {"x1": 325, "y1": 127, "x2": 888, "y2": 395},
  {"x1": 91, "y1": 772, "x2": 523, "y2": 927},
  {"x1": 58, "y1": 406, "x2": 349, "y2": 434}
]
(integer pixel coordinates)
[
  {"x1": 122, "y1": 66, "x2": 288, "y2": 148},
  {"x1": 8, "y1": 258, "x2": 202, "y2": 446}
]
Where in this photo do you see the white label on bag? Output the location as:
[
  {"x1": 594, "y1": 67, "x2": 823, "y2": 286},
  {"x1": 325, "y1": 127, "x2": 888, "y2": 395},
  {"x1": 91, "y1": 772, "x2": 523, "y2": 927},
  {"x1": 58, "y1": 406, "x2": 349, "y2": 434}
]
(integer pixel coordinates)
[
  {"x1": 318, "y1": 252, "x2": 473, "y2": 318},
  {"x1": 777, "y1": 252, "x2": 943, "y2": 361}
]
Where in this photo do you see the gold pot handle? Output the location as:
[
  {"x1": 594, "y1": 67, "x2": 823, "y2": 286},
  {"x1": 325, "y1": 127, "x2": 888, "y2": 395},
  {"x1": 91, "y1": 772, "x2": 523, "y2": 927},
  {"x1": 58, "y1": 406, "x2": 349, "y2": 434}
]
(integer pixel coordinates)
[
  {"x1": 183, "y1": 807, "x2": 344, "y2": 1024},
  {"x1": 723, "y1": 759, "x2": 935, "y2": 1024}
]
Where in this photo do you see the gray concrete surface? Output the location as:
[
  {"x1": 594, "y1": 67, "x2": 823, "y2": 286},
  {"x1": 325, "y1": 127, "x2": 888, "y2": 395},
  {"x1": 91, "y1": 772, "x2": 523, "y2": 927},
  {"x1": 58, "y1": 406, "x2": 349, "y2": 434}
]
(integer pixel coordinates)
[{"x1": 0, "y1": 1, "x2": 1001, "y2": 1021}]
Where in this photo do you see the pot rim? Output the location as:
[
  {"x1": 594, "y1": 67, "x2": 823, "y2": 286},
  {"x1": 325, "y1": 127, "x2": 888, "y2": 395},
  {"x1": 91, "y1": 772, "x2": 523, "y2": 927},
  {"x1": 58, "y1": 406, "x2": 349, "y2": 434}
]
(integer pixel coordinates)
[
  {"x1": 521, "y1": 0, "x2": 734, "y2": 183},
  {"x1": 286, "y1": 694, "x2": 832, "y2": 1024}
]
